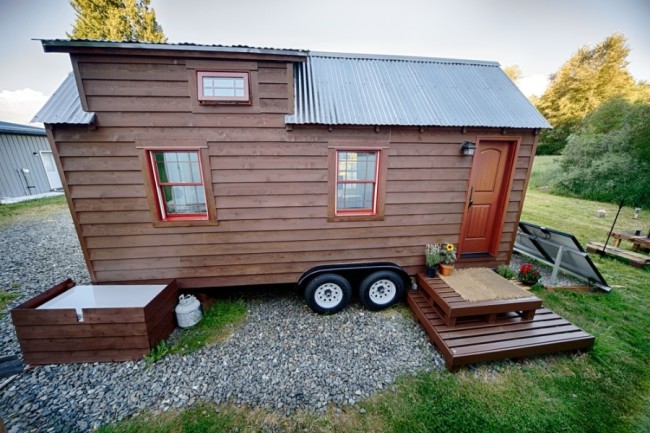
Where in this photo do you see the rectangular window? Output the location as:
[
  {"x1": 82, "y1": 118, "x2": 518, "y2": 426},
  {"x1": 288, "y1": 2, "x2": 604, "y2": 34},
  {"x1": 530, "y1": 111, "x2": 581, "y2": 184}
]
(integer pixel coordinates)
[
  {"x1": 149, "y1": 150, "x2": 208, "y2": 220},
  {"x1": 336, "y1": 150, "x2": 379, "y2": 214},
  {"x1": 328, "y1": 146, "x2": 387, "y2": 222},
  {"x1": 197, "y1": 71, "x2": 249, "y2": 102}
]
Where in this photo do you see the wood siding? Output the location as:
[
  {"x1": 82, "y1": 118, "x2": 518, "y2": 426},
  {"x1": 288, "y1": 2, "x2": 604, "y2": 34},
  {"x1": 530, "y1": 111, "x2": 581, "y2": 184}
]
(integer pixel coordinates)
[{"x1": 49, "y1": 54, "x2": 538, "y2": 289}]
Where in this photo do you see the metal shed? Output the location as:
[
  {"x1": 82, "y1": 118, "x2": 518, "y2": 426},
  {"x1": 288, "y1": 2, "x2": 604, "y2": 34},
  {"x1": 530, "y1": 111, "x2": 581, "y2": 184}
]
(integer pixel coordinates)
[{"x1": 0, "y1": 121, "x2": 62, "y2": 203}]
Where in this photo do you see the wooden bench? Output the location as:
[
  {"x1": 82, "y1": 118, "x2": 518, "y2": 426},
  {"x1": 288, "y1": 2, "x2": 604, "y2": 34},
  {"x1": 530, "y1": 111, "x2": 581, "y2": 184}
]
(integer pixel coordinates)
[
  {"x1": 586, "y1": 242, "x2": 650, "y2": 268},
  {"x1": 416, "y1": 273, "x2": 542, "y2": 327}
]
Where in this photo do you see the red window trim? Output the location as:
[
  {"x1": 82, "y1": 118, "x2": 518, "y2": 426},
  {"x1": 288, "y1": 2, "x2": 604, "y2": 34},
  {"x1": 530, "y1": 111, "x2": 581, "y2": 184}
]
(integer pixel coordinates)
[
  {"x1": 197, "y1": 71, "x2": 250, "y2": 103},
  {"x1": 148, "y1": 149, "x2": 209, "y2": 222},
  {"x1": 327, "y1": 146, "x2": 388, "y2": 223},
  {"x1": 335, "y1": 149, "x2": 380, "y2": 216}
]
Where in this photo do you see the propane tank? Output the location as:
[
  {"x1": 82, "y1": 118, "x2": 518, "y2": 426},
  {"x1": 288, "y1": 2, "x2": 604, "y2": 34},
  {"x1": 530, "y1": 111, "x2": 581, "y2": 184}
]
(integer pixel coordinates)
[{"x1": 175, "y1": 294, "x2": 202, "y2": 328}]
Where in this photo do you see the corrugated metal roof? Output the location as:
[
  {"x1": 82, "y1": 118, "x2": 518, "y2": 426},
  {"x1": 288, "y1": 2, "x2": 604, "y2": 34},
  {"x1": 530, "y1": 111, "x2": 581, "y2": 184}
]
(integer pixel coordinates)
[
  {"x1": 32, "y1": 73, "x2": 95, "y2": 125},
  {"x1": 0, "y1": 121, "x2": 45, "y2": 136},
  {"x1": 39, "y1": 39, "x2": 308, "y2": 58},
  {"x1": 286, "y1": 53, "x2": 551, "y2": 128}
]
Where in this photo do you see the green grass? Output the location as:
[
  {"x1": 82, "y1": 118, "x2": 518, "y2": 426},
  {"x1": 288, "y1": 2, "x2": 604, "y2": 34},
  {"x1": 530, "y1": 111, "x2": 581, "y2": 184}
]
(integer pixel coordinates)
[
  {"x1": 527, "y1": 155, "x2": 565, "y2": 191},
  {"x1": 0, "y1": 291, "x2": 19, "y2": 312},
  {"x1": 0, "y1": 195, "x2": 67, "y2": 225},
  {"x1": 145, "y1": 298, "x2": 247, "y2": 365}
]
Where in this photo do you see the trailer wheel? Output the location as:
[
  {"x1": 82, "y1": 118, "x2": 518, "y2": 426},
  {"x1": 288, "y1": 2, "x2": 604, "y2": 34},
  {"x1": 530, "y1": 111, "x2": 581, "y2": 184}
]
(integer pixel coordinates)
[
  {"x1": 304, "y1": 273, "x2": 352, "y2": 314},
  {"x1": 358, "y1": 271, "x2": 405, "y2": 310}
]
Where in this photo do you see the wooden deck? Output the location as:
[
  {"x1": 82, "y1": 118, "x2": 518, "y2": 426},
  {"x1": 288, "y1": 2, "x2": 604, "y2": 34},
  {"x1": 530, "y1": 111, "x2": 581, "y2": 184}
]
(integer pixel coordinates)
[
  {"x1": 408, "y1": 273, "x2": 595, "y2": 370},
  {"x1": 416, "y1": 273, "x2": 542, "y2": 326}
]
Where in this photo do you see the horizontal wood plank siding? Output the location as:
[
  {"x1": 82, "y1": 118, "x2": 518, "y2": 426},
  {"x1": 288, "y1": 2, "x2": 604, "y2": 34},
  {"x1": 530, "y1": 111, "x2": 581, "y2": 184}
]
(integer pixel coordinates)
[{"x1": 52, "y1": 54, "x2": 538, "y2": 288}]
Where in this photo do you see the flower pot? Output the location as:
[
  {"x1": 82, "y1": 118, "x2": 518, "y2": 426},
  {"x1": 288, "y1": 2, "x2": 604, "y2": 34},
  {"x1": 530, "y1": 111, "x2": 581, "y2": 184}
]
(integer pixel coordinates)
[
  {"x1": 520, "y1": 279, "x2": 539, "y2": 286},
  {"x1": 425, "y1": 265, "x2": 438, "y2": 278},
  {"x1": 438, "y1": 263, "x2": 454, "y2": 276}
]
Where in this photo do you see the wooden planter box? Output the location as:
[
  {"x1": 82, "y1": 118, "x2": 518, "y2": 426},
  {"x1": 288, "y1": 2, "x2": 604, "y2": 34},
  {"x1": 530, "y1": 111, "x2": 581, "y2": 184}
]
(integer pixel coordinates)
[{"x1": 11, "y1": 279, "x2": 177, "y2": 365}]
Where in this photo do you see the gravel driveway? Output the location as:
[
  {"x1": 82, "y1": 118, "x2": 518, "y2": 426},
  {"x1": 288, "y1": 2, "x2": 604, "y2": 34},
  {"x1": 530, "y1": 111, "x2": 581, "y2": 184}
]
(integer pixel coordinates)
[{"x1": 0, "y1": 207, "x2": 444, "y2": 432}]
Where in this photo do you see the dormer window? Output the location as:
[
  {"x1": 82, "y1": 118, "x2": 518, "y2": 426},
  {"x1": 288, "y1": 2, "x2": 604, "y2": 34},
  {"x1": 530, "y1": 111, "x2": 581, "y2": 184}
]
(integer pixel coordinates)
[{"x1": 197, "y1": 71, "x2": 250, "y2": 103}]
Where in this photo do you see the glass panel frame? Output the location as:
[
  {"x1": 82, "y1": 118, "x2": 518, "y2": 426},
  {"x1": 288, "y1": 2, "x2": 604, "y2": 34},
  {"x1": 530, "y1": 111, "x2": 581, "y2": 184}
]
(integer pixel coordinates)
[
  {"x1": 197, "y1": 71, "x2": 250, "y2": 102},
  {"x1": 149, "y1": 150, "x2": 208, "y2": 220},
  {"x1": 335, "y1": 150, "x2": 380, "y2": 215}
]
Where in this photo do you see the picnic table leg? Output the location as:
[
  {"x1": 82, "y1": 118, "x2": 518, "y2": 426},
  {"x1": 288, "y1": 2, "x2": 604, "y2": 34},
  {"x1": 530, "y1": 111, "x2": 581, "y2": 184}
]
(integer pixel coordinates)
[{"x1": 613, "y1": 238, "x2": 622, "y2": 248}]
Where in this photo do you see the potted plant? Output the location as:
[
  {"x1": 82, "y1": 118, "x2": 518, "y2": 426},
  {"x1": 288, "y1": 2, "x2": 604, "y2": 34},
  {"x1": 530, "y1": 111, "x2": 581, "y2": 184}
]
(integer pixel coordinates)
[
  {"x1": 425, "y1": 244, "x2": 443, "y2": 277},
  {"x1": 438, "y1": 242, "x2": 457, "y2": 276},
  {"x1": 517, "y1": 263, "x2": 541, "y2": 286}
]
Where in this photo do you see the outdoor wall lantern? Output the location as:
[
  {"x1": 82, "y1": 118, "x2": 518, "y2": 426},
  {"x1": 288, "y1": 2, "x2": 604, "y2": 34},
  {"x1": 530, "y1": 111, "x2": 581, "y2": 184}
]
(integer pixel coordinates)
[{"x1": 460, "y1": 141, "x2": 476, "y2": 156}]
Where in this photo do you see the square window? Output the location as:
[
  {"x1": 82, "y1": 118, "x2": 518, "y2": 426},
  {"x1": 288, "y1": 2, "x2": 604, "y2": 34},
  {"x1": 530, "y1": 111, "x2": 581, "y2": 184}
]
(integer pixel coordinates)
[
  {"x1": 149, "y1": 150, "x2": 209, "y2": 221},
  {"x1": 197, "y1": 71, "x2": 250, "y2": 103}
]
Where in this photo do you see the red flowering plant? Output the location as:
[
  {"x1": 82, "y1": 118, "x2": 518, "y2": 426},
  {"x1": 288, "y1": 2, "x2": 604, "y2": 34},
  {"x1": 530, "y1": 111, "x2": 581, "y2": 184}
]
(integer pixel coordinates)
[{"x1": 518, "y1": 263, "x2": 541, "y2": 284}]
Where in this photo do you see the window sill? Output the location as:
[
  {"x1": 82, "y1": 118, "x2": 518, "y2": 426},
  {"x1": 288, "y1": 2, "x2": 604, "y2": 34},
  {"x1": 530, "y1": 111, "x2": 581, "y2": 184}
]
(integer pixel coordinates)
[
  {"x1": 152, "y1": 219, "x2": 218, "y2": 228},
  {"x1": 328, "y1": 214, "x2": 385, "y2": 223}
]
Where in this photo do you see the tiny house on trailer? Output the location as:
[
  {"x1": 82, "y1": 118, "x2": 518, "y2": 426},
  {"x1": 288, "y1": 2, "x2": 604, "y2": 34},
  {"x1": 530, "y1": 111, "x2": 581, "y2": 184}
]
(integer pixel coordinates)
[{"x1": 34, "y1": 39, "x2": 550, "y2": 313}]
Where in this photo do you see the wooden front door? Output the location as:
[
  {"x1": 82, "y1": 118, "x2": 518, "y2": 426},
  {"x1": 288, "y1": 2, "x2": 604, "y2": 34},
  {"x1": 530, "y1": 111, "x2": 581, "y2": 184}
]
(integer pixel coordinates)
[{"x1": 459, "y1": 139, "x2": 517, "y2": 257}]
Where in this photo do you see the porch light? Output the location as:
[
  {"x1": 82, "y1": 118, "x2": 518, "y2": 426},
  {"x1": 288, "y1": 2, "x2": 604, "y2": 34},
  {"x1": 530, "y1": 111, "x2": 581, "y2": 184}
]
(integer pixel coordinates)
[{"x1": 460, "y1": 141, "x2": 476, "y2": 156}]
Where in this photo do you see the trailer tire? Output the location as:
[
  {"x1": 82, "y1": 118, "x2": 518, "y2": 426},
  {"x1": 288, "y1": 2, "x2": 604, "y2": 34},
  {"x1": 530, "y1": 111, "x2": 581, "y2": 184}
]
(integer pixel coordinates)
[
  {"x1": 304, "y1": 273, "x2": 352, "y2": 314},
  {"x1": 358, "y1": 270, "x2": 405, "y2": 310}
]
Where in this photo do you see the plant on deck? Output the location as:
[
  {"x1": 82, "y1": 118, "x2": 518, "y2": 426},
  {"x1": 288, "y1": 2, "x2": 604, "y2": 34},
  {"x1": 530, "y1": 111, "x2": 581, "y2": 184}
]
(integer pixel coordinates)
[{"x1": 440, "y1": 243, "x2": 457, "y2": 265}]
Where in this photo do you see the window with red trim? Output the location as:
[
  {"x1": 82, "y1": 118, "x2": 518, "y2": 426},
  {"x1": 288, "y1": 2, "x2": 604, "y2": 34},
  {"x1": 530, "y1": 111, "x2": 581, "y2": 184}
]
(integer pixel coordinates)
[
  {"x1": 149, "y1": 150, "x2": 208, "y2": 220},
  {"x1": 197, "y1": 71, "x2": 250, "y2": 103},
  {"x1": 335, "y1": 150, "x2": 380, "y2": 215}
]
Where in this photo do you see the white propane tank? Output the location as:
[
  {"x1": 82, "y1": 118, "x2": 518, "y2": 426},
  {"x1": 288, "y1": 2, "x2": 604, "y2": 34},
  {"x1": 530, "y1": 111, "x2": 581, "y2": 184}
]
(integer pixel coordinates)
[{"x1": 175, "y1": 294, "x2": 202, "y2": 328}]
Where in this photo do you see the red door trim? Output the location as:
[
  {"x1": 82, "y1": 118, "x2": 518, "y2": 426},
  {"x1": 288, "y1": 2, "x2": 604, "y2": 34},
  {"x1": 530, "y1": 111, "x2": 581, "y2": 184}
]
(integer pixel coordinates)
[{"x1": 458, "y1": 136, "x2": 521, "y2": 259}]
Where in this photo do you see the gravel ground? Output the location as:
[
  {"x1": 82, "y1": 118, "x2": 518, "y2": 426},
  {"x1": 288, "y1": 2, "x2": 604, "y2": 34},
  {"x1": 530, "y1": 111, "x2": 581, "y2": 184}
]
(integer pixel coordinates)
[
  {"x1": 509, "y1": 251, "x2": 585, "y2": 287},
  {"x1": 0, "y1": 207, "x2": 444, "y2": 432}
]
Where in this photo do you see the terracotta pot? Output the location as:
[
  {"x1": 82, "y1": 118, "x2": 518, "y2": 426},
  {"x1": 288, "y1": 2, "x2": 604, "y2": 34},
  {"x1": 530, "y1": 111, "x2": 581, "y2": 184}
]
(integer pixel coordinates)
[{"x1": 439, "y1": 263, "x2": 454, "y2": 276}]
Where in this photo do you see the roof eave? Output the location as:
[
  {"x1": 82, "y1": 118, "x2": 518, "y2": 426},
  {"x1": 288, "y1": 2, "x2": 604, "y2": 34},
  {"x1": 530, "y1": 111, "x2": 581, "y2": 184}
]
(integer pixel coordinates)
[{"x1": 38, "y1": 39, "x2": 308, "y2": 61}]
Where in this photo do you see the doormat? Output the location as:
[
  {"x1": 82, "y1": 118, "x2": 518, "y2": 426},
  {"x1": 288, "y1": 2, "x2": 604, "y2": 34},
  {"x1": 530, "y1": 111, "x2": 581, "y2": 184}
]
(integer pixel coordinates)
[{"x1": 439, "y1": 268, "x2": 531, "y2": 302}]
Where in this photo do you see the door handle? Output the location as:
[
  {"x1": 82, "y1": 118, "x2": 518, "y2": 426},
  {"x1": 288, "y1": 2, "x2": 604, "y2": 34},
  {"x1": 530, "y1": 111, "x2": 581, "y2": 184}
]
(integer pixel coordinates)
[{"x1": 468, "y1": 186, "x2": 474, "y2": 208}]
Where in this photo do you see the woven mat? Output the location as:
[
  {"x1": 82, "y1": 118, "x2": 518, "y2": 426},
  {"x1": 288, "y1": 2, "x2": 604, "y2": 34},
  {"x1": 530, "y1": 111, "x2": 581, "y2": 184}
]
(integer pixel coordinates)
[{"x1": 439, "y1": 268, "x2": 531, "y2": 302}]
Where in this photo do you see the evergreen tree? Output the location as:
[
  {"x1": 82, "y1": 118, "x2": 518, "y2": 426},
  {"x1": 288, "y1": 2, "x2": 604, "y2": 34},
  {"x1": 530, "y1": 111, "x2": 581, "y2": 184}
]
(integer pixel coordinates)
[
  {"x1": 535, "y1": 33, "x2": 635, "y2": 154},
  {"x1": 68, "y1": 0, "x2": 166, "y2": 43}
]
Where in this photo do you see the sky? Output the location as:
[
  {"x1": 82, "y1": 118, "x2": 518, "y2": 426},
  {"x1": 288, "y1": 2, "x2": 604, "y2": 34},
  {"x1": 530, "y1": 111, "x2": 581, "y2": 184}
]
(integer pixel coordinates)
[{"x1": 0, "y1": 0, "x2": 649, "y2": 126}]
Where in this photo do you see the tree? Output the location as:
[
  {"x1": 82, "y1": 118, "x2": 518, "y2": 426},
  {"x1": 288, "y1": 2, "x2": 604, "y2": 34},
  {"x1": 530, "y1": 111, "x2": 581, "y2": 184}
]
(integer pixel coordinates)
[
  {"x1": 552, "y1": 96, "x2": 650, "y2": 207},
  {"x1": 502, "y1": 65, "x2": 522, "y2": 82},
  {"x1": 68, "y1": 0, "x2": 166, "y2": 43},
  {"x1": 535, "y1": 33, "x2": 635, "y2": 154}
]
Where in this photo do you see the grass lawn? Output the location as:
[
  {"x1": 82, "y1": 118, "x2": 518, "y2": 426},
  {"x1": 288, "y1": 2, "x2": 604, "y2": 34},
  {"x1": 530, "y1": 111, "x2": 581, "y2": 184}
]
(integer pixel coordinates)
[
  {"x1": 0, "y1": 195, "x2": 67, "y2": 225},
  {"x1": 98, "y1": 157, "x2": 650, "y2": 432}
]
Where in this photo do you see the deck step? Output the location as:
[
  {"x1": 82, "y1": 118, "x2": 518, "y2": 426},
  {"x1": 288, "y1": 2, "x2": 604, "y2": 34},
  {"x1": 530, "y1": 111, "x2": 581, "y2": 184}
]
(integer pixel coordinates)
[
  {"x1": 407, "y1": 290, "x2": 595, "y2": 371},
  {"x1": 586, "y1": 242, "x2": 650, "y2": 268},
  {"x1": 416, "y1": 273, "x2": 542, "y2": 327}
]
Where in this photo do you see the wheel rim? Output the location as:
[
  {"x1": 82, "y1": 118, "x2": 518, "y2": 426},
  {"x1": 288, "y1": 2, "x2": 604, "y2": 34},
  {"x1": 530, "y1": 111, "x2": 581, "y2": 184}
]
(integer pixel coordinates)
[
  {"x1": 368, "y1": 279, "x2": 397, "y2": 305},
  {"x1": 314, "y1": 283, "x2": 344, "y2": 309}
]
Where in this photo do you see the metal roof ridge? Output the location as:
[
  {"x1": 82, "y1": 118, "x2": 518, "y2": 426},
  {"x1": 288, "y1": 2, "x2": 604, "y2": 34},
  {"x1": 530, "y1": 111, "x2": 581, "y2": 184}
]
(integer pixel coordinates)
[
  {"x1": 0, "y1": 120, "x2": 46, "y2": 135},
  {"x1": 308, "y1": 51, "x2": 500, "y2": 66}
]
